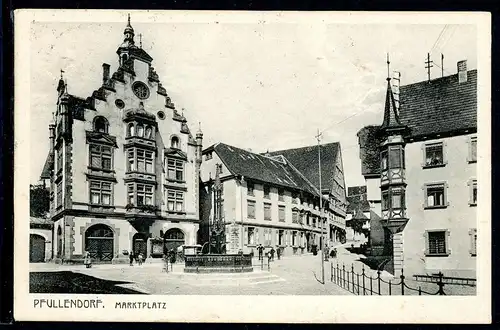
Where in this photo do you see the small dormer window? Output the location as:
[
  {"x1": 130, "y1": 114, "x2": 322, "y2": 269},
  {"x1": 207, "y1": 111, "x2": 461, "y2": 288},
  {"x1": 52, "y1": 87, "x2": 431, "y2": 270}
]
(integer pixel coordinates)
[
  {"x1": 93, "y1": 116, "x2": 109, "y2": 134},
  {"x1": 171, "y1": 136, "x2": 180, "y2": 149}
]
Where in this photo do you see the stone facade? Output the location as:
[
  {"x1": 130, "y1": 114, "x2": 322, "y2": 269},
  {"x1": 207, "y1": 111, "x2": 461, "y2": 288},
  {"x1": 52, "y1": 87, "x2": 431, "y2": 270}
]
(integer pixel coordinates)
[{"x1": 42, "y1": 17, "x2": 202, "y2": 264}]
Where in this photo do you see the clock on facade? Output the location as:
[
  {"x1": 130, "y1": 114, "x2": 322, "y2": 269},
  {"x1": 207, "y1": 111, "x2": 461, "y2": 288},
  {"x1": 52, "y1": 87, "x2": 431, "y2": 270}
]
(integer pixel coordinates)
[{"x1": 132, "y1": 81, "x2": 150, "y2": 99}]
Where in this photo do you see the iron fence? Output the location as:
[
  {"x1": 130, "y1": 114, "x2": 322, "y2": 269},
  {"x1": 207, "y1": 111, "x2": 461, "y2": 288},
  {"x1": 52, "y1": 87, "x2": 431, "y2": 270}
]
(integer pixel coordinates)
[{"x1": 330, "y1": 262, "x2": 461, "y2": 295}]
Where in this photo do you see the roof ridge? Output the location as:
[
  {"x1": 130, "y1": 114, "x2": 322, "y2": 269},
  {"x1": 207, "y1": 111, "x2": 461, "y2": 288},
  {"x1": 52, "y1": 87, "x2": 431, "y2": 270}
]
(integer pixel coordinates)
[{"x1": 269, "y1": 141, "x2": 340, "y2": 154}]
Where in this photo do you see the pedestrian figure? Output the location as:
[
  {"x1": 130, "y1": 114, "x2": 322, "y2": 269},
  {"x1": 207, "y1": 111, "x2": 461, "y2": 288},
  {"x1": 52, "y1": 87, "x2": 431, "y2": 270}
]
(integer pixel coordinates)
[
  {"x1": 276, "y1": 246, "x2": 281, "y2": 260},
  {"x1": 129, "y1": 250, "x2": 134, "y2": 266},
  {"x1": 84, "y1": 251, "x2": 92, "y2": 268},
  {"x1": 270, "y1": 247, "x2": 275, "y2": 261},
  {"x1": 137, "y1": 252, "x2": 143, "y2": 266},
  {"x1": 330, "y1": 248, "x2": 337, "y2": 259},
  {"x1": 257, "y1": 244, "x2": 264, "y2": 260}
]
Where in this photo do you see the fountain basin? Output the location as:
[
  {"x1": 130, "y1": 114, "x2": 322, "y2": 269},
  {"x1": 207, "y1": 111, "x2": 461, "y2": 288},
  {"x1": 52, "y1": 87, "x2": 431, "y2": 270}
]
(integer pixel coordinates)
[{"x1": 184, "y1": 254, "x2": 253, "y2": 273}]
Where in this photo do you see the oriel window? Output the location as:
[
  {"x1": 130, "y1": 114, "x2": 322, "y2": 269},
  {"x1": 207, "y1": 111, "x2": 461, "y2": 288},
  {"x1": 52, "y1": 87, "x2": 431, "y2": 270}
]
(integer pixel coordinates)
[{"x1": 136, "y1": 184, "x2": 154, "y2": 206}]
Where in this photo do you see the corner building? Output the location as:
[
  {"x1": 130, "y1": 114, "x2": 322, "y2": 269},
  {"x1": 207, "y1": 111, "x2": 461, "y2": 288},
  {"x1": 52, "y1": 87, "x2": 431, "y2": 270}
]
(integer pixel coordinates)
[
  {"x1": 40, "y1": 18, "x2": 203, "y2": 263},
  {"x1": 357, "y1": 60, "x2": 477, "y2": 278}
]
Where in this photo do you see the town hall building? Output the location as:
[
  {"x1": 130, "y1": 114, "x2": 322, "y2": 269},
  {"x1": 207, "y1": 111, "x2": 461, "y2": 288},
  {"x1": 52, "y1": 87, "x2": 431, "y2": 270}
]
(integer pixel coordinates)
[{"x1": 39, "y1": 16, "x2": 203, "y2": 263}]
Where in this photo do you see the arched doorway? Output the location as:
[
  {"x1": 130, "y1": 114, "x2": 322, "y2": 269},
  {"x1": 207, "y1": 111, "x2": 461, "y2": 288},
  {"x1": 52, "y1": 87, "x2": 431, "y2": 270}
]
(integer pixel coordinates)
[
  {"x1": 85, "y1": 224, "x2": 114, "y2": 262},
  {"x1": 163, "y1": 228, "x2": 185, "y2": 252},
  {"x1": 30, "y1": 234, "x2": 46, "y2": 263},
  {"x1": 133, "y1": 233, "x2": 148, "y2": 259},
  {"x1": 57, "y1": 226, "x2": 62, "y2": 257}
]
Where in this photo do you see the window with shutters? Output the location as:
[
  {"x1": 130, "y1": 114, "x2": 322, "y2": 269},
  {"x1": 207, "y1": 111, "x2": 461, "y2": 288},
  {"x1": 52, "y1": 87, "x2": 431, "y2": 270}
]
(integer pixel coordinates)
[
  {"x1": 247, "y1": 200, "x2": 256, "y2": 218},
  {"x1": 424, "y1": 142, "x2": 445, "y2": 168},
  {"x1": 425, "y1": 230, "x2": 449, "y2": 256},
  {"x1": 279, "y1": 205, "x2": 286, "y2": 222},
  {"x1": 264, "y1": 203, "x2": 272, "y2": 220},
  {"x1": 90, "y1": 144, "x2": 112, "y2": 171},
  {"x1": 247, "y1": 227, "x2": 255, "y2": 245},
  {"x1": 469, "y1": 180, "x2": 477, "y2": 206},
  {"x1": 167, "y1": 158, "x2": 184, "y2": 182},
  {"x1": 469, "y1": 229, "x2": 477, "y2": 256},
  {"x1": 469, "y1": 136, "x2": 477, "y2": 163},
  {"x1": 167, "y1": 190, "x2": 184, "y2": 212},
  {"x1": 424, "y1": 183, "x2": 447, "y2": 208},
  {"x1": 89, "y1": 180, "x2": 112, "y2": 205}
]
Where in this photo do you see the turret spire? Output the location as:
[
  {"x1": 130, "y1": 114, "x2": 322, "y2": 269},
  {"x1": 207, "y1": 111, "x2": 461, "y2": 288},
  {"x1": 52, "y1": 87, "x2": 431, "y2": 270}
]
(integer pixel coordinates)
[{"x1": 123, "y1": 14, "x2": 135, "y2": 46}]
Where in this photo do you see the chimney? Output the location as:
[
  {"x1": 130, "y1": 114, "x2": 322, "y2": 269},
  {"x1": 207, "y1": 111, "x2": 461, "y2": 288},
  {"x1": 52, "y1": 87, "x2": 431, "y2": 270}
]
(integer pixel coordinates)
[
  {"x1": 457, "y1": 60, "x2": 467, "y2": 83},
  {"x1": 102, "y1": 63, "x2": 110, "y2": 83}
]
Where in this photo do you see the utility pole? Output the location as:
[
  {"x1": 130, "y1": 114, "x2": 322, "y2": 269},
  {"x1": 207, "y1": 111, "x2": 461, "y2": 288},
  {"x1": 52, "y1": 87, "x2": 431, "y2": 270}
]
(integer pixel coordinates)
[
  {"x1": 425, "y1": 53, "x2": 433, "y2": 82},
  {"x1": 316, "y1": 128, "x2": 325, "y2": 284}
]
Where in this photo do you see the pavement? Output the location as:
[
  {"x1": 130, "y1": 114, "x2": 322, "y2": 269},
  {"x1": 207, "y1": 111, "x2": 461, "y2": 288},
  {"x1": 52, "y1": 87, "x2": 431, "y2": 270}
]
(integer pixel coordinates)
[
  {"x1": 29, "y1": 241, "x2": 475, "y2": 295},
  {"x1": 30, "y1": 251, "x2": 352, "y2": 295}
]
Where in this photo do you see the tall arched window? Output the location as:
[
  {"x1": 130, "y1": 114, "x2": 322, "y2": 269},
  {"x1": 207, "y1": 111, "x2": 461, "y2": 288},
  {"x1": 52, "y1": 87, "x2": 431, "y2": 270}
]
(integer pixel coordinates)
[
  {"x1": 171, "y1": 136, "x2": 180, "y2": 149},
  {"x1": 145, "y1": 126, "x2": 152, "y2": 139},
  {"x1": 94, "y1": 116, "x2": 109, "y2": 134},
  {"x1": 136, "y1": 124, "x2": 144, "y2": 137},
  {"x1": 128, "y1": 123, "x2": 135, "y2": 137}
]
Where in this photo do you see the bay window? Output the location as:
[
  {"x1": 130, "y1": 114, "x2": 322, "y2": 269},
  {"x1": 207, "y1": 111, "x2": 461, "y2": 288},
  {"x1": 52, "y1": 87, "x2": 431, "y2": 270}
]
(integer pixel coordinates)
[
  {"x1": 126, "y1": 148, "x2": 154, "y2": 173},
  {"x1": 127, "y1": 183, "x2": 154, "y2": 206}
]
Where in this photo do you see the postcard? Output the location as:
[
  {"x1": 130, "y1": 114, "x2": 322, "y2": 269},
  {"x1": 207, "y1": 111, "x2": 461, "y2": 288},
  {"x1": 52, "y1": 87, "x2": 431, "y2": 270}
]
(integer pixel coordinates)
[{"x1": 14, "y1": 9, "x2": 491, "y2": 323}]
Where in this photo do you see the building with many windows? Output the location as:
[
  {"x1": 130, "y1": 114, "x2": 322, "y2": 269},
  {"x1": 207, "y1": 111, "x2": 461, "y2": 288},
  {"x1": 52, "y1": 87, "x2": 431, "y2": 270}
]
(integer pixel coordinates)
[
  {"x1": 199, "y1": 142, "x2": 347, "y2": 256},
  {"x1": 39, "y1": 17, "x2": 202, "y2": 263},
  {"x1": 357, "y1": 60, "x2": 477, "y2": 277}
]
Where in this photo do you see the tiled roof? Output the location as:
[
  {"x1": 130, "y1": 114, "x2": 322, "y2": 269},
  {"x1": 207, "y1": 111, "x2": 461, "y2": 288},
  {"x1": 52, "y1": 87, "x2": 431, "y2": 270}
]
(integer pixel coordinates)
[
  {"x1": 357, "y1": 125, "x2": 384, "y2": 176},
  {"x1": 399, "y1": 70, "x2": 477, "y2": 138},
  {"x1": 352, "y1": 208, "x2": 369, "y2": 220},
  {"x1": 267, "y1": 142, "x2": 340, "y2": 193},
  {"x1": 40, "y1": 153, "x2": 53, "y2": 180},
  {"x1": 213, "y1": 143, "x2": 319, "y2": 196},
  {"x1": 347, "y1": 186, "x2": 367, "y2": 196},
  {"x1": 358, "y1": 70, "x2": 477, "y2": 176},
  {"x1": 346, "y1": 195, "x2": 371, "y2": 214},
  {"x1": 30, "y1": 217, "x2": 52, "y2": 226}
]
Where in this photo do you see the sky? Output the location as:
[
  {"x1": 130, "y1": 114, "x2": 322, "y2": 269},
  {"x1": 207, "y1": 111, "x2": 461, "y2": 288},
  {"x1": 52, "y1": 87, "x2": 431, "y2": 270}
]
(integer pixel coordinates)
[{"x1": 28, "y1": 14, "x2": 478, "y2": 188}]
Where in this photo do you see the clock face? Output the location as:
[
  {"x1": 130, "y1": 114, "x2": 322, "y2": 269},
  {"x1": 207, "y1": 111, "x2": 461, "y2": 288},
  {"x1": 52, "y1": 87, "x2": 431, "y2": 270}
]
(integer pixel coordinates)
[{"x1": 132, "y1": 81, "x2": 150, "y2": 100}]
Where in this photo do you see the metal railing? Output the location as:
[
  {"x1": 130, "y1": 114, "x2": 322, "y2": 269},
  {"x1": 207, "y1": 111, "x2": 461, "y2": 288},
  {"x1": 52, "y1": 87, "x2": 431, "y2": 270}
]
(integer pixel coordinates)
[{"x1": 329, "y1": 262, "x2": 470, "y2": 295}]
